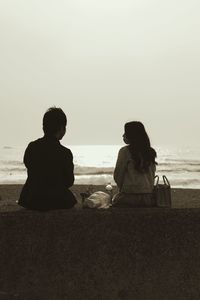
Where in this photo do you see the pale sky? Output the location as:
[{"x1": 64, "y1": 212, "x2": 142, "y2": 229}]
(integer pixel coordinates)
[{"x1": 0, "y1": 0, "x2": 200, "y2": 147}]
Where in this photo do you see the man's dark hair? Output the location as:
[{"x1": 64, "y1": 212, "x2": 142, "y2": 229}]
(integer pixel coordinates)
[{"x1": 43, "y1": 107, "x2": 67, "y2": 136}]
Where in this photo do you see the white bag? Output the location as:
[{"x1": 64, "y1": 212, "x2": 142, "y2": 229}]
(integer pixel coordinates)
[{"x1": 83, "y1": 191, "x2": 111, "y2": 209}]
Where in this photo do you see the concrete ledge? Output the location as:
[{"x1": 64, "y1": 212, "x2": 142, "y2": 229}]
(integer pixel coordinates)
[{"x1": 1, "y1": 208, "x2": 200, "y2": 299}]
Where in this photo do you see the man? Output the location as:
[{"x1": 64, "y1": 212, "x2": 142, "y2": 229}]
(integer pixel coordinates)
[{"x1": 18, "y1": 107, "x2": 77, "y2": 210}]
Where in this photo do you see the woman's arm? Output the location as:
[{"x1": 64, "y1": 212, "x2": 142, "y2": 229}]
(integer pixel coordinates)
[{"x1": 113, "y1": 147, "x2": 127, "y2": 189}]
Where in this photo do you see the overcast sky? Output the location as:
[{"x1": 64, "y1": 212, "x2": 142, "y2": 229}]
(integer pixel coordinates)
[{"x1": 0, "y1": 0, "x2": 200, "y2": 147}]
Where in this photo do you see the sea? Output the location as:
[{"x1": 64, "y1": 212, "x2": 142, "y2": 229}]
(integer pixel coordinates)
[{"x1": 0, "y1": 144, "x2": 200, "y2": 188}]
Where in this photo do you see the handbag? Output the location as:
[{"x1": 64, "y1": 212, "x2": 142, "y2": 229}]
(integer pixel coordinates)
[{"x1": 153, "y1": 175, "x2": 171, "y2": 208}]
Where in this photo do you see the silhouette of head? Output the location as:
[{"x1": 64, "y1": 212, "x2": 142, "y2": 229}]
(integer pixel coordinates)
[
  {"x1": 43, "y1": 107, "x2": 67, "y2": 140},
  {"x1": 123, "y1": 121, "x2": 157, "y2": 172},
  {"x1": 124, "y1": 121, "x2": 150, "y2": 148}
]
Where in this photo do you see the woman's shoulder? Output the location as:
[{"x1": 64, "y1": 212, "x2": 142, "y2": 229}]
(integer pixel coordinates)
[
  {"x1": 118, "y1": 146, "x2": 132, "y2": 160},
  {"x1": 119, "y1": 145, "x2": 129, "y2": 153},
  {"x1": 118, "y1": 146, "x2": 130, "y2": 155}
]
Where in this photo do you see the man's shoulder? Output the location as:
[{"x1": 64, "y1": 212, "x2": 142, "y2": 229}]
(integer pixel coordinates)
[
  {"x1": 60, "y1": 144, "x2": 73, "y2": 157},
  {"x1": 26, "y1": 138, "x2": 44, "y2": 148},
  {"x1": 26, "y1": 139, "x2": 73, "y2": 156}
]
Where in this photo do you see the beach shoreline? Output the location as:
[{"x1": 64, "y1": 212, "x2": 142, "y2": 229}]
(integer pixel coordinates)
[{"x1": 0, "y1": 184, "x2": 200, "y2": 212}]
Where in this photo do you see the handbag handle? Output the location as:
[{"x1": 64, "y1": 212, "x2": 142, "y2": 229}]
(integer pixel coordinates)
[
  {"x1": 154, "y1": 175, "x2": 159, "y2": 186},
  {"x1": 163, "y1": 175, "x2": 170, "y2": 186},
  {"x1": 154, "y1": 175, "x2": 170, "y2": 186}
]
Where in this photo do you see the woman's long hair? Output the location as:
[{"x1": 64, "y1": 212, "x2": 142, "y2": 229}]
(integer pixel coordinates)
[{"x1": 124, "y1": 121, "x2": 157, "y2": 172}]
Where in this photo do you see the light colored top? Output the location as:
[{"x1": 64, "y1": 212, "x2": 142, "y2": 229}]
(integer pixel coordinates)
[{"x1": 114, "y1": 146, "x2": 156, "y2": 194}]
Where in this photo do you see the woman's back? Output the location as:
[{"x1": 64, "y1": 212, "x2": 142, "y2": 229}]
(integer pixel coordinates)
[{"x1": 114, "y1": 146, "x2": 156, "y2": 194}]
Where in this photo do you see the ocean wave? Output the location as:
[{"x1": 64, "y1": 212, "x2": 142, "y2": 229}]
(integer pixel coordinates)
[
  {"x1": 170, "y1": 178, "x2": 200, "y2": 187},
  {"x1": 0, "y1": 160, "x2": 24, "y2": 166},
  {"x1": 3, "y1": 146, "x2": 13, "y2": 149},
  {"x1": 157, "y1": 168, "x2": 200, "y2": 173},
  {"x1": 74, "y1": 174, "x2": 200, "y2": 188},
  {"x1": 0, "y1": 165, "x2": 114, "y2": 176},
  {"x1": 1, "y1": 163, "x2": 200, "y2": 176},
  {"x1": 0, "y1": 167, "x2": 26, "y2": 172},
  {"x1": 74, "y1": 165, "x2": 114, "y2": 175},
  {"x1": 162, "y1": 159, "x2": 200, "y2": 165}
]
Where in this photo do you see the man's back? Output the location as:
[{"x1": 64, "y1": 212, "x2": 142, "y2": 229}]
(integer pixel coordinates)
[{"x1": 19, "y1": 136, "x2": 76, "y2": 210}]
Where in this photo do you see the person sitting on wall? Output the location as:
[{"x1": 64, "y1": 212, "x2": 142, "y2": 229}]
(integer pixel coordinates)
[
  {"x1": 113, "y1": 121, "x2": 157, "y2": 207},
  {"x1": 18, "y1": 107, "x2": 77, "y2": 211}
]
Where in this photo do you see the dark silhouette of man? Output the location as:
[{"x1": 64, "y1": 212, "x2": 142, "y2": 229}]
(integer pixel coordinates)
[{"x1": 18, "y1": 107, "x2": 77, "y2": 211}]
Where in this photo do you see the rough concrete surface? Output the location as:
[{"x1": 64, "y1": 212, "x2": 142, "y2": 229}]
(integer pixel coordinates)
[{"x1": 1, "y1": 207, "x2": 200, "y2": 300}]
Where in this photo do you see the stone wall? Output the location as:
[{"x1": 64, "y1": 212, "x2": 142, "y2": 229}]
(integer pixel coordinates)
[{"x1": 1, "y1": 208, "x2": 200, "y2": 299}]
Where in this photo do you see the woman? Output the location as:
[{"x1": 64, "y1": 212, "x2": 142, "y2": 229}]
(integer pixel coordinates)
[{"x1": 113, "y1": 121, "x2": 157, "y2": 207}]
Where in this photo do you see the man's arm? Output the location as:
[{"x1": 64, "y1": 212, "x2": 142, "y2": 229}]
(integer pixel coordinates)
[
  {"x1": 62, "y1": 149, "x2": 75, "y2": 188},
  {"x1": 23, "y1": 142, "x2": 33, "y2": 169}
]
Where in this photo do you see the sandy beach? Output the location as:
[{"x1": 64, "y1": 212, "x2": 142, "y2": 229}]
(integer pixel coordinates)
[{"x1": 0, "y1": 184, "x2": 200, "y2": 212}]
